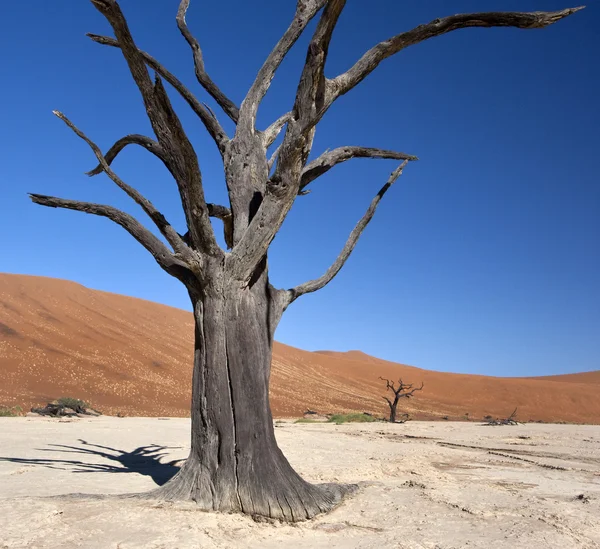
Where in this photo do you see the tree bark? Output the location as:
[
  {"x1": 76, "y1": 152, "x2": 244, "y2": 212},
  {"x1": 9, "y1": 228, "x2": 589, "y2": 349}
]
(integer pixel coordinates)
[
  {"x1": 148, "y1": 264, "x2": 355, "y2": 520},
  {"x1": 389, "y1": 399, "x2": 398, "y2": 424}
]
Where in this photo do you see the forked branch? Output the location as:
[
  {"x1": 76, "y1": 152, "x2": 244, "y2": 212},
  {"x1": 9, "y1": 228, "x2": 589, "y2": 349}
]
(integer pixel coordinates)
[
  {"x1": 230, "y1": 0, "x2": 347, "y2": 282},
  {"x1": 380, "y1": 377, "x2": 425, "y2": 399},
  {"x1": 89, "y1": 0, "x2": 221, "y2": 255},
  {"x1": 249, "y1": 5, "x2": 582, "y2": 290},
  {"x1": 287, "y1": 159, "x2": 409, "y2": 302},
  {"x1": 86, "y1": 33, "x2": 229, "y2": 153},
  {"x1": 29, "y1": 194, "x2": 190, "y2": 279},
  {"x1": 238, "y1": 0, "x2": 328, "y2": 132},
  {"x1": 53, "y1": 111, "x2": 190, "y2": 259},
  {"x1": 292, "y1": 0, "x2": 345, "y2": 125},
  {"x1": 283, "y1": 0, "x2": 346, "y2": 167},
  {"x1": 176, "y1": 0, "x2": 239, "y2": 123},
  {"x1": 300, "y1": 146, "x2": 418, "y2": 192}
]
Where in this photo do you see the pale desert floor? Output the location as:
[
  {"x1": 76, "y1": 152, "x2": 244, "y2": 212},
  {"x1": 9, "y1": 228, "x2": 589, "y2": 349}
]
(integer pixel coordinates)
[{"x1": 0, "y1": 418, "x2": 599, "y2": 549}]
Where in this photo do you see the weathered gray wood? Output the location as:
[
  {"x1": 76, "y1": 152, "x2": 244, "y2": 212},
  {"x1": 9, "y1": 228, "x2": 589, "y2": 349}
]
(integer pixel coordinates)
[
  {"x1": 53, "y1": 111, "x2": 193, "y2": 261},
  {"x1": 262, "y1": 112, "x2": 292, "y2": 149},
  {"x1": 238, "y1": 0, "x2": 328, "y2": 134},
  {"x1": 176, "y1": 0, "x2": 240, "y2": 123},
  {"x1": 86, "y1": 134, "x2": 166, "y2": 177},
  {"x1": 145, "y1": 264, "x2": 356, "y2": 519},
  {"x1": 300, "y1": 146, "x2": 417, "y2": 192},
  {"x1": 28, "y1": 194, "x2": 192, "y2": 281},
  {"x1": 87, "y1": 32, "x2": 230, "y2": 153},
  {"x1": 29, "y1": 0, "x2": 582, "y2": 521},
  {"x1": 328, "y1": 8, "x2": 585, "y2": 104},
  {"x1": 288, "y1": 160, "x2": 408, "y2": 302},
  {"x1": 90, "y1": 0, "x2": 221, "y2": 257}
]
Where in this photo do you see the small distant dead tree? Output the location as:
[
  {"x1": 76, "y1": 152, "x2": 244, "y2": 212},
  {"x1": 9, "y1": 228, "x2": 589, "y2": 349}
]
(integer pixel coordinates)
[
  {"x1": 484, "y1": 407, "x2": 519, "y2": 426},
  {"x1": 380, "y1": 377, "x2": 423, "y2": 423}
]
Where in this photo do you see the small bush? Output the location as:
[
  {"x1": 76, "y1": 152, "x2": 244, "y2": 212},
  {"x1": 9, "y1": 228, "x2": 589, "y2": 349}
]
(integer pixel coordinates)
[
  {"x1": 57, "y1": 397, "x2": 89, "y2": 410},
  {"x1": 0, "y1": 406, "x2": 21, "y2": 417},
  {"x1": 328, "y1": 413, "x2": 378, "y2": 425},
  {"x1": 294, "y1": 418, "x2": 319, "y2": 423}
]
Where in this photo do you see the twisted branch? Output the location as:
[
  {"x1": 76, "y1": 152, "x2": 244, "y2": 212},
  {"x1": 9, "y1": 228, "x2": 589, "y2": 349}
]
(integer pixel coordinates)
[
  {"x1": 86, "y1": 33, "x2": 229, "y2": 153},
  {"x1": 287, "y1": 159, "x2": 409, "y2": 302},
  {"x1": 86, "y1": 134, "x2": 166, "y2": 177},
  {"x1": 238, "y1": 0, "x2": 328, "y2": 132},
  {"x1": 53, "y1": 111, "x2": 190, "y2": 258},
  {"x1": 29, "y1": 194, "x2": 191, "y2": 280},
  {"x1": 328, "y1": 8, "x2": 584, "y2": 104},
  {"x1": 176, "y1": 0, "x2": 239, "y2": 122},
  {"x1": 300, "y1": 146, "x2": 418, "y2": 192}
]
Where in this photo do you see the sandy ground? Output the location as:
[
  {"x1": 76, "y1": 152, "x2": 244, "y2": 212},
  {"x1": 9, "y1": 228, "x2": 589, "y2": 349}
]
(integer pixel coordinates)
[{"x1": 0, "y1": 418, "x2": 599, "y2": 549}]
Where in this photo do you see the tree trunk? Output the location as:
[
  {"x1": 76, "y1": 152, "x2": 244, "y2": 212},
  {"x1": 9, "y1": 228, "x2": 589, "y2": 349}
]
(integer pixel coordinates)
[
  {"x1": 389, "y1": 400, "x2": 398, "y2": 423},
  {"x1": 149, "y1": 265, "x2": 354, "y2": 521}
]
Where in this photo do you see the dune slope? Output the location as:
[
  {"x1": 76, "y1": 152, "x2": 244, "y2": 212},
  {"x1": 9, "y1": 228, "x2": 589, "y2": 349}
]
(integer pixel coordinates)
[{"x1": 0, "y1": 273, "x2": 598, "y2": 422}]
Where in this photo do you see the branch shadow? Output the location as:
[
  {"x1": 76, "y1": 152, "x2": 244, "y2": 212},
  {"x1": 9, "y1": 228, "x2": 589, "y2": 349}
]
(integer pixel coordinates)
[{"x1": 0, "y1": 439, "x2": 184, "y2": 486}]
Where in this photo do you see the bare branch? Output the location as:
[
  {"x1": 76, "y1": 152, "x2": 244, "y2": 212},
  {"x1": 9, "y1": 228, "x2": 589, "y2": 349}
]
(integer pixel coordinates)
[
  {"x1": 403, "y1": 382, "x2": 425, "y2": 398},
  {"x1": 182, "y1": 203, "x2": 233, "y2": 249},
  {"x1": 287, "y1": 160, "x2": 409, "y2": 302},
  {"x1": 301, "y1": 146, "x2": 418, "y2": 192},
  {"x1": 87, "y1": 33, "x2": 229, "y2": 153},
  {"x1": 262, "y1": 112, "x2": 293, "y2": 149},
  {"x1": 176, "y1": 0, "x2": 239, "y2": 123},
  {"x1": 207, "y1": 203, "x2": 231, "y2": 219},
  {"x1": 207, "y1": 203, "x2": 233, "y2": 249},
  {"x1": 53, "y1": 110, "x2": 191, "y2": 259},
  {"x1": 290, "y1": 0, "x2": 346, "y2": 135},
  {"x1": 380, "y1": 376, "x2": 395, "y2": 392},
  {"x1": 86, "y1": 134, "x2": 166, "y2": 177},
  {"x1": 238, "y1": 0, "x2": 328, "y2": 132},
  {"x1": 238, "y1": 6, "x2": 582, "y2": 282},
  {"x1": 153, "y1": 75, "x2": 222, "y2": 255},
  {"x1": 29, "y1": 194, "x2": 192, "y2": 280},
  {"x1": 88, "y1": 0, "x2": 221, "y2": 255},
  {"x1": 267, "y1": 145, "x2": 282, "y2": 172},
  {"x1": 328, "y1": 7, "x2": 584, "y2": 103},
  {"x1": 229, "y1": 1, "x2": 347, "y2": 282}
]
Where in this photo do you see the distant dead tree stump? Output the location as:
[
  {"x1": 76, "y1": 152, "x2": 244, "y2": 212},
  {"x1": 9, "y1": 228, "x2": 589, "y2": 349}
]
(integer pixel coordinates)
[
  {"x1": 31, "y1": 399, "x2": 101, "y2": 418},
  {"x1": 484, "y1": 408, "x2": 519, "y2": 426},
  {"x1": 302, "y1": 410, "x2": 329, "y2": 422}
]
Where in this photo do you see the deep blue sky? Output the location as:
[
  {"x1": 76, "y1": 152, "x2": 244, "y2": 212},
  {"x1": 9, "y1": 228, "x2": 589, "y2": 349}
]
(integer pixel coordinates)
[{"x1": 1, "y1": 1, "x2": 598, "y2": 377}]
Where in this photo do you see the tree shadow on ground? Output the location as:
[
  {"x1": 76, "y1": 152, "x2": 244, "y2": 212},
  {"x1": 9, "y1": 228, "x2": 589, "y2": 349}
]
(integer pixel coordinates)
[{"x1": 0, "y1": 439, "x2": 183, "y2": 486}]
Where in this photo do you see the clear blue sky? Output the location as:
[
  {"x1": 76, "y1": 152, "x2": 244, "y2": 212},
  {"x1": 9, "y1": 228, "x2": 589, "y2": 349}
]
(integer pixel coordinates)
[{"x1": 1, "y1": 1, "x2": 598, "y2": 377}]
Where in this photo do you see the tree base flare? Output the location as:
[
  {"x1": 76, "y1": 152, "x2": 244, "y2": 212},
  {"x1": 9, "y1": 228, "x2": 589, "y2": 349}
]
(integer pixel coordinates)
[{"x1": 140, "y1": 466, "x2": 359, "y2": 522}]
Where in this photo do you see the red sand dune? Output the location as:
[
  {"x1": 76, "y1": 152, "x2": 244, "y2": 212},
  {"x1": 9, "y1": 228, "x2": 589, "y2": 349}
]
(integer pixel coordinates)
[{"x1": 0, "y1": 273, "x2": 598, "y2": 423}]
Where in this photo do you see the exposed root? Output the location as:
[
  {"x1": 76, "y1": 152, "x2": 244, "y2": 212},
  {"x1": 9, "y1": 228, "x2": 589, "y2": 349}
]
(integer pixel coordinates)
[
  {"x1": 31, "y1": 481, "x2": 358, "y2": 523},
  {"x1": 141, "y1": 478, "x2": 358, "y2": 522}
]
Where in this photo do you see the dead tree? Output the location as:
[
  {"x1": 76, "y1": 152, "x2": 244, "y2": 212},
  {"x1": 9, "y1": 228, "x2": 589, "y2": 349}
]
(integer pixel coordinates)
[
  {"x1": 484, "y1": 407, "x2": 519, "y2": 426},
  {"x1": 380, "y1": 377, "x2": 424, "y2": 423},
  {"x1": 28, "y1": 0, "x2": 582, "y2": 521}
]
